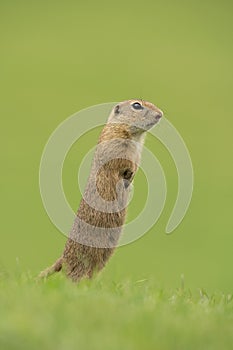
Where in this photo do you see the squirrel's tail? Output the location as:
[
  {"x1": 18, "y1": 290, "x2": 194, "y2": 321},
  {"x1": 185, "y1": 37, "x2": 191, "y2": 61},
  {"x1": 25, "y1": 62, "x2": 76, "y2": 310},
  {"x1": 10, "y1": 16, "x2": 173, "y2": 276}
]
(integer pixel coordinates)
[{"x1": 38, "y1": 256, "x2": 63, "y2": 279}]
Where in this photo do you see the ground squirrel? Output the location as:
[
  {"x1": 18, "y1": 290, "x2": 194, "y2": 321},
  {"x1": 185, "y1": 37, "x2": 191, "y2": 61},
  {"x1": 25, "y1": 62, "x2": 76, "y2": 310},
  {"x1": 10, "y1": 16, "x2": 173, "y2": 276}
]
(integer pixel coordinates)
[{"x1": 39, "y1": 99, "x2": 163, "y2": 282}]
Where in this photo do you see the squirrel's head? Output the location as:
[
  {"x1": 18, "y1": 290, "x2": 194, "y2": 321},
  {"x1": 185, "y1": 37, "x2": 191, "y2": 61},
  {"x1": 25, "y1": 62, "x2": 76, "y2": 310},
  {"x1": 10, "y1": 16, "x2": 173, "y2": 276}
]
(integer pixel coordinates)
[{"x1": 108, "y1": 99, "x2": 163, "y2": 136}]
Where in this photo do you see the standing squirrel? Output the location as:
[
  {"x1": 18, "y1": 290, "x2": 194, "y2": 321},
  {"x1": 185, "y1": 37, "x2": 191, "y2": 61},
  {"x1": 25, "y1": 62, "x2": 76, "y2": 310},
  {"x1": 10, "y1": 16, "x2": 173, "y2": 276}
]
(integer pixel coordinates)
[{"x1": 39, "y1": 99, "x2": 163, "y2": 282}]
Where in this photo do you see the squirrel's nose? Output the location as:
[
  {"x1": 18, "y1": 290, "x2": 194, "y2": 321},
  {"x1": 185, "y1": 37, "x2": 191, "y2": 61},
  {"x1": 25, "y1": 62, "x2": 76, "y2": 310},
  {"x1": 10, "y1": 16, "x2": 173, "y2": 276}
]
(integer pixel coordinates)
[{"x1": 156, "y1": 110, "x2": 163, "y2": 120}]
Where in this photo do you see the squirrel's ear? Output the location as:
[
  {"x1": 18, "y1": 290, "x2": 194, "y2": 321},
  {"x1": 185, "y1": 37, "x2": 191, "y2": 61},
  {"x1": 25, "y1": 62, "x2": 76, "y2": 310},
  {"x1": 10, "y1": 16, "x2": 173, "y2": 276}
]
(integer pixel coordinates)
[{"x1": 114, "y1": 105, "x2": 120, "y2": 114}]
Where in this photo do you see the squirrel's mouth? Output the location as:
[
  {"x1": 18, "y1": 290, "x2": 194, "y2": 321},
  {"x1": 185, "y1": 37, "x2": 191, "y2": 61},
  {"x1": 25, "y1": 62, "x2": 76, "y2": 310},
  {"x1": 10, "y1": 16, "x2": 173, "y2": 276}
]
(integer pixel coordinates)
[
  {"x1": 145, "y1": 122, "x2": 156, "y2": 130},
  {"x1": 145, "y1": 117, "x2": 161, "y2": 129}
]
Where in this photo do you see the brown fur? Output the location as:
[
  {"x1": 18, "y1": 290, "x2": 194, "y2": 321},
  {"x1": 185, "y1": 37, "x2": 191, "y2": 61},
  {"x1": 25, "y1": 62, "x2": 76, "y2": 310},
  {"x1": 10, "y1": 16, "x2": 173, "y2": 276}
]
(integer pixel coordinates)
[{"x1": 39, "y1": 99, "x2": 163, "y2": 282}]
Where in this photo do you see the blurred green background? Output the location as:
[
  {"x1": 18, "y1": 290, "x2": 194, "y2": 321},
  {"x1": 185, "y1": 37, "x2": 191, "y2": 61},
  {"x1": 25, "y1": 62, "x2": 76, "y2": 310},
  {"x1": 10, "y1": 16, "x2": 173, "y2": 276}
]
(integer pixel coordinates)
[{"x1": 1, "y1": 0, "x2": 232, "y2": 292}]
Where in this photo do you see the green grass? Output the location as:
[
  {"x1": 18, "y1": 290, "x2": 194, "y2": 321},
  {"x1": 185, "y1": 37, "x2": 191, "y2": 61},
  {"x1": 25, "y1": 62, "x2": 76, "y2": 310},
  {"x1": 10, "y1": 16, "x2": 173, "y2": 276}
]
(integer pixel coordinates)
[{"x1": 0, "y1": 272, "x2": 233, "y2": 350}]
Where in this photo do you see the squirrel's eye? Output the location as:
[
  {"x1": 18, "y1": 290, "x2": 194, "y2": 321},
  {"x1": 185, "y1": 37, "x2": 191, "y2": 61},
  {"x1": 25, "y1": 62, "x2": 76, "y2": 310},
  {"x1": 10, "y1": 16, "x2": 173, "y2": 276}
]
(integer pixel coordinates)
[{"x1": 131, "y1": 102, "x2": 143, "y2": 110}]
